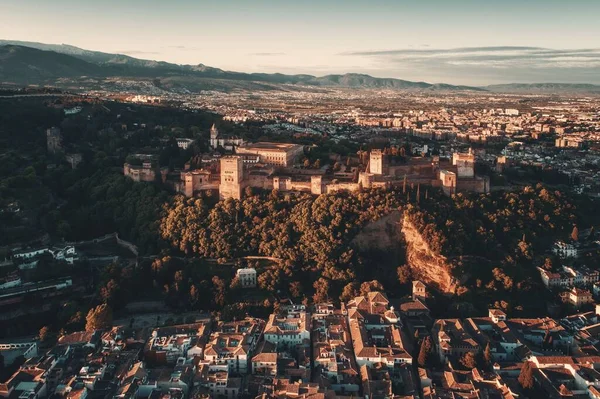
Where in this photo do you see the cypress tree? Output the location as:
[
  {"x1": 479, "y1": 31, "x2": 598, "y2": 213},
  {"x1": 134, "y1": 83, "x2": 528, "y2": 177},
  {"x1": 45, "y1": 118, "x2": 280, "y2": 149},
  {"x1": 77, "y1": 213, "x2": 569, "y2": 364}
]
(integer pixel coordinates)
[
  {"x1": 418, "y1": 336, "x2": 432, "y2": 367},
  {"x1": 518, "y1": 361, "x2": 535, "y2": 389}
]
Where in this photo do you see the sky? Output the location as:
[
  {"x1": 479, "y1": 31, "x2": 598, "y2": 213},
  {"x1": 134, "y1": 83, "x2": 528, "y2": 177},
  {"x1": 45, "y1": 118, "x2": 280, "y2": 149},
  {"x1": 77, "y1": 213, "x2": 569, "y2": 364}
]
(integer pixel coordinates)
[{"x1": 1, "y1": 0, "x2": 600, "y2": 85}]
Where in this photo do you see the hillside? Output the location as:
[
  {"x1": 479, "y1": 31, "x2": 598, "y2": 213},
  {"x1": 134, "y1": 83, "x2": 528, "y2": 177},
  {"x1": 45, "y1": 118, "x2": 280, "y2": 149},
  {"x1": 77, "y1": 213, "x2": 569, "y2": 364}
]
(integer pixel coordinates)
[
  {"x1": 0, "y1": 41, "x2": 483, "y2": 91},
  {"x1": 0, "y1": 45, "x2": 104, "y2": 84}
]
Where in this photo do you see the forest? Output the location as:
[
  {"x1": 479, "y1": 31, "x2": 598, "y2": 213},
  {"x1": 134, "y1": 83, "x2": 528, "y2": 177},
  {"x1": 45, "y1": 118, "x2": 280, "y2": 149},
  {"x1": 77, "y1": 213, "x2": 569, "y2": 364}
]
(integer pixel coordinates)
[{"x1": 156, "y1": 183, "x2": 598, "y2": 316}]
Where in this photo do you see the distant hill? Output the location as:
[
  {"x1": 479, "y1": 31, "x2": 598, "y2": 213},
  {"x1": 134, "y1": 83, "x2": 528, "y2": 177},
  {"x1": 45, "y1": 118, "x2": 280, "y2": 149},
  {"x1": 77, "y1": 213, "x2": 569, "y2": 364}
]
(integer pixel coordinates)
[
  {"x1": 0, "y1": 40, "x2": 484, "y2": 92},
  {"x1": 0, "y1": 45, "x2": 104, "y2": 84},
  {"x1": 486, "y1": 83, "x2": 600, "y2": 94}
]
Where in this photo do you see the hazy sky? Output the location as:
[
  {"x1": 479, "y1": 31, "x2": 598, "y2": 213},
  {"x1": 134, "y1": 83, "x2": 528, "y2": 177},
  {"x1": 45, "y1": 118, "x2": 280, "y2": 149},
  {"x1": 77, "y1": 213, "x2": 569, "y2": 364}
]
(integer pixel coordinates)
[{"x1": 2, "y1": 0, "x2": 600, "y2": 85}]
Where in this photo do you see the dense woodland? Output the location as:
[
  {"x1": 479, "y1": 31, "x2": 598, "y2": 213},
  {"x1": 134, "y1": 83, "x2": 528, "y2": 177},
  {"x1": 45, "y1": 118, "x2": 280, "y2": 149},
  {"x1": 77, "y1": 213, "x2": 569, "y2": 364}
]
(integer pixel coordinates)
[{"x1": 157, "y1": 183, "x2": 599, "y2": 316}]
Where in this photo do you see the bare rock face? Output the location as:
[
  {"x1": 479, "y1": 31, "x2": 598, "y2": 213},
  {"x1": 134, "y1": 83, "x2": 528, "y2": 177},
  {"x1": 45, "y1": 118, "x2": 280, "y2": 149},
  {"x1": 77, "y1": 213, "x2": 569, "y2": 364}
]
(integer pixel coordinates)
[
  {"x1": 401, "y1": 216, "x2": 457, "y2": 294},
  {"x1": 352, "y1": 210, "x2": 402, "y2": 253},
  {"x1": 352, "y1": 209, "x2": 458, "y2": 295}
]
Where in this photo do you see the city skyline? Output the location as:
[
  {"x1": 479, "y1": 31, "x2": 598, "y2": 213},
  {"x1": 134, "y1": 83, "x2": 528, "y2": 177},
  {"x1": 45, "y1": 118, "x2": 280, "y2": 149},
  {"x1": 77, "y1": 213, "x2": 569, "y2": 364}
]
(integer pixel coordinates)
[{"x1": 1, "y1": 0, "x2": 600, "y2": 85}]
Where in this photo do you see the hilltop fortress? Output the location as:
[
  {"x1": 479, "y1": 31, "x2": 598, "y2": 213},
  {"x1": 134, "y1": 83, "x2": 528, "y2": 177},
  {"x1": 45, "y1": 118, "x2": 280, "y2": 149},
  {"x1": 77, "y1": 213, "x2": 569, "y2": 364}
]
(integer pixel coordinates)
[{"x1": 125, "y1": 133, "x2": 489, "y2": 199}]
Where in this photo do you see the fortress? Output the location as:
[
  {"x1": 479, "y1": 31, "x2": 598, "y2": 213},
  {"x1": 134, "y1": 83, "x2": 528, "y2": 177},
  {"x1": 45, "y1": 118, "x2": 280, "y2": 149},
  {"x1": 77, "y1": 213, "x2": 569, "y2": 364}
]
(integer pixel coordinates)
[
  {"x1": 124, "y1": 142, "x2": 489, "y2": 200},
  {"x1": 123, "y1": 155, "x2": 169, "y2": 183}
]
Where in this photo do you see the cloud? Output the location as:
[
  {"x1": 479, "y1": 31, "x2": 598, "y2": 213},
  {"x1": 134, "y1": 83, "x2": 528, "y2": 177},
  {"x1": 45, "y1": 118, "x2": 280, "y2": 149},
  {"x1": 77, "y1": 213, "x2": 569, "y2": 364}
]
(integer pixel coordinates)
[
  {"x1": 341, "y1": 46, "x2": 546, "y2": 56},
  {"x1": 340, "y1": 46, "x2": 600, "y2": 85},
  {"x1": 164, "y1": 45, "x2": 201, "y2": 50},
  {"x1": 248, "y1": 52, "x2": 286, "y2": 56},
  {"x1": 161, "y1": 45, "x2": 203, "y2": 51}
]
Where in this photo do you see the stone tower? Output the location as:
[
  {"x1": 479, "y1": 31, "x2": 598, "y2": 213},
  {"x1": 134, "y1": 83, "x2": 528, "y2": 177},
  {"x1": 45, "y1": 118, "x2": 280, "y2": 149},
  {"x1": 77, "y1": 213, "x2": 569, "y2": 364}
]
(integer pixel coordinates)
[
  {"x1": 183, "y1": 173, "x2": 195, "y2": 198},
  {"x1": 210, "y1": 123, "x2": 219, "y2": 139},
  {"x1": 369, "y1": 149, "x2": 384, "y2": 175},
  {"x1": 210, "y1": 124, "x2": 219, "y2": 149},
  {"x1": 452, "y1": 149, "x2": 475, "y2": 178},
  {"x1": 311, "y1": 175, "x2": 324, "y2": 195},
  {"x1": 46, "y1": 127, "x2": 62, "y2": 154},
  {"x1": 412, "y1": 280, "x2": 426, "y2": 301},
  {"x1": 219, "y1": 156, "x2": 244, "y2": 200},
  {"x1": 440, "y1": 170, "x2": 456, "y2": 196},
  {"x1": 358, "y1": 172, "x2": 374, "y2": 189}
]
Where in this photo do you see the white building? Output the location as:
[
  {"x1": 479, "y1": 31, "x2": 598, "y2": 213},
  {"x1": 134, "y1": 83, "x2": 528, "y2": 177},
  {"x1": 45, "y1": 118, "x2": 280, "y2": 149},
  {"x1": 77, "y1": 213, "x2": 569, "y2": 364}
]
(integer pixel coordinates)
[
  {"x1": 196, "y1": 364, "x2": 241, "y2": 399},
  {"x1": 209, "y1": 124, "x2": 245, "y2": 150},
  {"x1": 553, "y1": 241, "x2": 579, "y2": 259},
  {"x1": 53, "y1": 246, "x2": 78, "y2": 264},
  {"x1": 264, "y1": 304, "x2": 310, "y2": 349},
  {"x1": 12, "y1": 246, "x2": 78, "y2": 268},
  {"x1": 0, "y1": 340, "x2": 38, "y2": 366},
  {"x1": 128, "y1": 95, "x2": 160, "y2": 104},
  {"x1": 203, "y1": 318, "x2": 264, "y2": 374},
  {"x1": 176, "y1": 138, "x2": 195, "y2": 150},
  {"x1": 64, "y1": 107, "x2": 83, "y2": 115},
  {"x1": 235, "y1": 268, "x2": 257, "y2": 288},
  {"x1": 0, "y1": 273, "x2": 21, "y2": 290},
  {"x1": 593, "y1": 282, "x2": 600, "y2": 298}
]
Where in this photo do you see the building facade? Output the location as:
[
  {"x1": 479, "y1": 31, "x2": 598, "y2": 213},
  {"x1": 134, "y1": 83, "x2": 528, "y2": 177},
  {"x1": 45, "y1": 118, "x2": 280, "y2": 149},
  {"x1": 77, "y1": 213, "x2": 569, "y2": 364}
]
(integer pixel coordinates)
[
  {"x1": 235, "y1": 268, "x2": 257, "y2": 288},
  {"x1": 236, "y1": 142, "x2": 304, "y2": 167},
  {"x1": 219, "y1": 156, "x2": 244, "y2": 200}
]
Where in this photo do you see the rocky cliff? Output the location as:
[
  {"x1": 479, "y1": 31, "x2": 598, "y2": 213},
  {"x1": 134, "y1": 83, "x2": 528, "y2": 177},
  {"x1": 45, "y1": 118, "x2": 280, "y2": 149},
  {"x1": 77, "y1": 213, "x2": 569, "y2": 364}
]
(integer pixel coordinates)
[
  {"x1": 352, "y1": 209, "x2": 458, "y2": 295},
  {"x1": 352, "y1": 210, "x2": 403, "y2": 253},
  {"x1": 400, "y1": 216, "x2": 457, "y2": 294}
]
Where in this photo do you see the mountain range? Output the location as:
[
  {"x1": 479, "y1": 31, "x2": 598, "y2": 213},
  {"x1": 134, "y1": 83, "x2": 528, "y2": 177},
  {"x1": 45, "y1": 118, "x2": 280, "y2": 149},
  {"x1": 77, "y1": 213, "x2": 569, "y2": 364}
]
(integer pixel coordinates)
[{"x1": 1, "y1": 40, "x2": 600, "y2": 94}]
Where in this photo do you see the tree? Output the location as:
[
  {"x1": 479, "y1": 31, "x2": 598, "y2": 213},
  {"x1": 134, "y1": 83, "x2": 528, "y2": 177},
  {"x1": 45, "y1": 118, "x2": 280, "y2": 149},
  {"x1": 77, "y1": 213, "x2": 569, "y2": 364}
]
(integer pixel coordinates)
[
  {"x1": 229, "y1": 276, "x2": 240, "y2": 290},
  {"x1": 518, "y1": 361, "x2": 535, "y2": 389},
  {"x1": 38, "y1": 326, "x2": 50, "y2": 342},
  {"x1": 543, "y1": 329, "x2": 553, "y2": 348},
  {"x1": 483, "y1": 342, "x2": 492, "y2": 367},
  {"x1": 173, "y1": 270, "x2": 185, "y2": 292},
  {"x1": 258, "y1": 270, "x2": 281, "y2": 292},
  {"x1": 313, "y1": 278, "x2": 330, "y2": 303},
  {"x1": 211, "y1": 276, "x2": 226, "y2": 307},
  {"x1": 220, "y1": 303, "x2": 246, "y2": 322},
  {"x1": 460, "y1": 351, "x2": 477, "y2": 369},
  {"x1": 571, "y1": 225, "x2": 579, "y2": 242},
  {"x1": 289, "y1": 281, "x2": 302, "y2": 299},
  {"x1": 397, "y1": 265, "x2": 412, "y2": 284},
  {"x1": 85, "y1": 304, "x2": 113, "y2": 332},
  {"x1": 100, "y1": 279, "x2": 120, "y2": 304},
  {"x1": 418, "y1": 336, "x2": 432, "y2": 367},
  {"x1": 340, "y1": 282, "x2": 359, "y2": 302},
  {"x1": 359, "y1": 280, "x2": 384, "y2": 295},
  {"x1": 38, "y1": 326, "x2": 55, "y2": 346},
  {"x1": 189, "y1": 285, "x2": 199, "y2": 306},
  {"x1": 517, "y1": 239, "x2": 532, "y2": 260}
]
